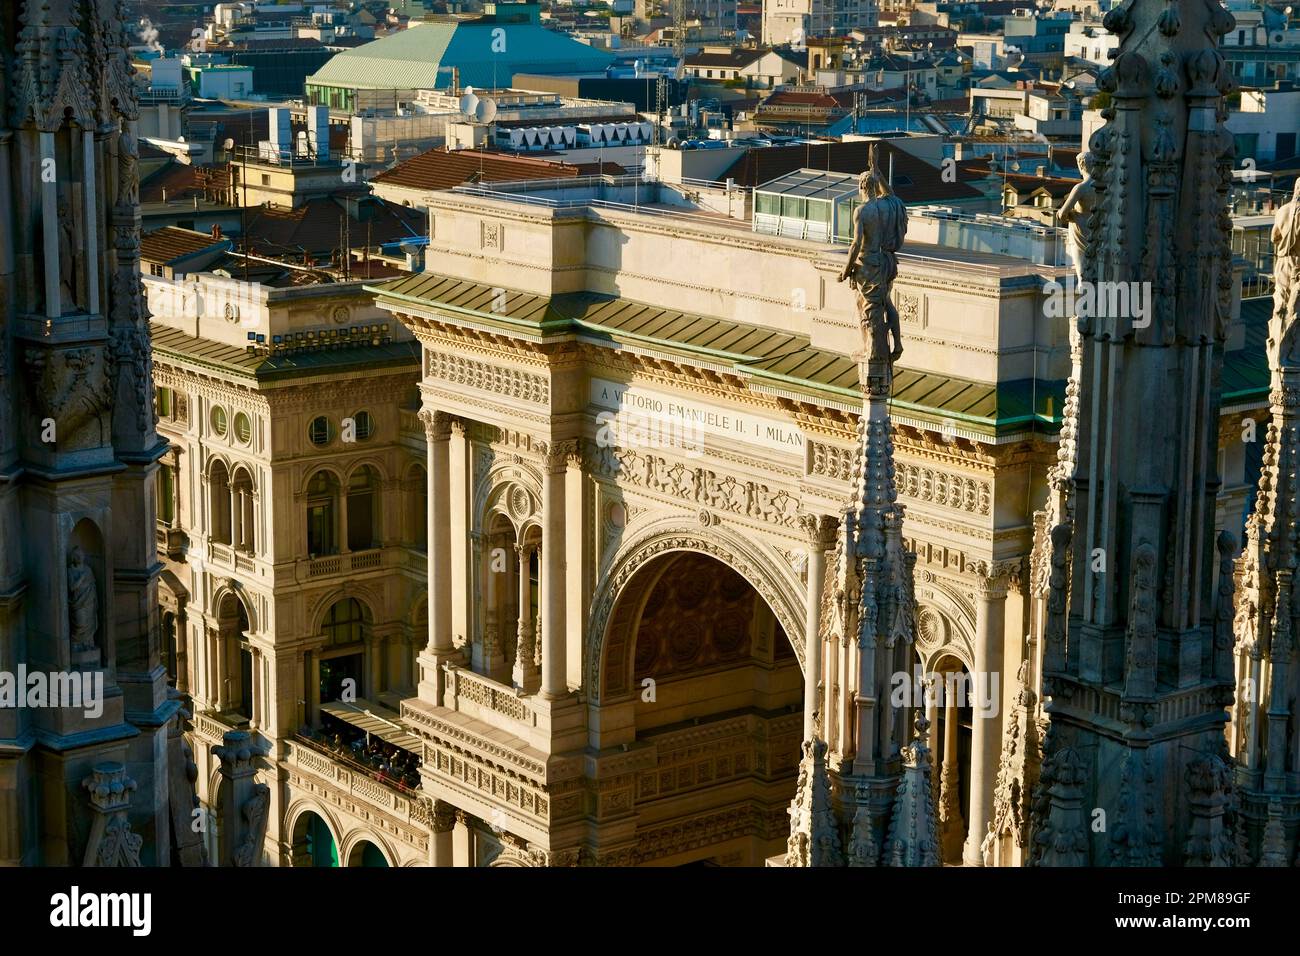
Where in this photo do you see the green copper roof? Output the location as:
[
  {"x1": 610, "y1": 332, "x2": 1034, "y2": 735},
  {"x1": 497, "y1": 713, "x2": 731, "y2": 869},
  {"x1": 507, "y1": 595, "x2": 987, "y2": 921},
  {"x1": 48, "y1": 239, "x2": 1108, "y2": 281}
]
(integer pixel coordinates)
[
  {"x1": 306, "y1": 19, "x2": 613, "y2": 92},
  {"x1": 371, "y1": 274, "x2": 1272, "y2": 438},
  {"x1": 150, "y1": 324, "x2": 420, "y2": 383}
]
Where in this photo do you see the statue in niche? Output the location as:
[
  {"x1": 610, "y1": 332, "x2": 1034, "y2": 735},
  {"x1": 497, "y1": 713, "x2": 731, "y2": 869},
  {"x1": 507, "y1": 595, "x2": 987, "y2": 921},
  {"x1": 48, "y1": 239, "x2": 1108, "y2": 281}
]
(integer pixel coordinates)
[
  {"x1": 117, "y1": 120, "x2": 139, "y2": 207},
  {"x1": 57, "y1": 192, "x2": 79, "y2": 312},
  {"x1": 1270, "y1": 178, "x2": 1300, "y2": 369},
  {"x1": 68, "y1": 546, "x2": 99, "y2": 654},
  {"x1": 839, "y1": 145, "x2": 908, "y2": 368},
  {"x1": 1057, "y1": 152, "x2": 1098, "y2": 282}
]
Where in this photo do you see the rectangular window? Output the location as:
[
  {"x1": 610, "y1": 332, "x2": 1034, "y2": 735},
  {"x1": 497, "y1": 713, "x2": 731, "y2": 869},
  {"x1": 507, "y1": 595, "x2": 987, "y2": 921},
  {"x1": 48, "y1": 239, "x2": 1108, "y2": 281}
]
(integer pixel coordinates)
[
  {"x1": 755, "y1": 192, "x2": 779, "y2": 216},
  {"x1": 157, "y1": 386, "x2": 173, "y2": 418},
  {"x1": 780, "y1": 195, "x2": 807, "y2": 219},
  {"x1": 158, "y1": 465, "x2": 176, "y2": 524},
  {"x1": 307, "y1": 501, "x2": 335, "y2": 556}
]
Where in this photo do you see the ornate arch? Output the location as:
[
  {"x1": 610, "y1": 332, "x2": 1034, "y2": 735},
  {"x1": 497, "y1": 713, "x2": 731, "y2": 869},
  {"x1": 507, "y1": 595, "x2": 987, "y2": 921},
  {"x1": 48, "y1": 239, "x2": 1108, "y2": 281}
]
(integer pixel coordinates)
[
  {"x1": 307, "y1": 585, "x2": 382, "y2": 636},
  {"x1": 343, "y1": 456, "x2": 390, "y2": 484},
  {"x1": 228, "y1": 460, "x2": 258, "y2": 492},
  {"x1": 913, "y1": 571, "x2": 976, "y2": 671},
  {"x1": 587, "y1": 519, "x2": 805, "y2": 704},
  {"x1": 285, "y1": 798, "x2": 344, "y2": 863},
  {"x1": 474, "y1": 459, "x2": 542, "y2": 534},
  {"x1": 299, "y1": 464, "x2": 346, "y2": 496},
  {"x1": 339, "y1": 830, "x2": 399, "y2": 868},
  {"x1": 210, "y1": 578, "x2": 259, "y2": 634}
]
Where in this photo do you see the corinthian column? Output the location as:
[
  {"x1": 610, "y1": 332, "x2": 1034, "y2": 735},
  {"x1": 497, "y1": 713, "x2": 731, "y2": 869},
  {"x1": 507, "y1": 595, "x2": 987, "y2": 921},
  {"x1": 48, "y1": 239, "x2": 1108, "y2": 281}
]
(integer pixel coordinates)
[
  {"x1": 513, "y1": 542, "x2": 539, "y2": 691},
  {"x1": 540, "y1": 444, "x2": 569, "y2": 699},
  {"x1": 419, "y1": 409, "x2": 454, "y2": 706},
  {"x1": 800, "y1": 514, "x2": 836, "y2": 740},
  {"x1": 963, "y1": 564, "x2": 1009, "y2": 866}
]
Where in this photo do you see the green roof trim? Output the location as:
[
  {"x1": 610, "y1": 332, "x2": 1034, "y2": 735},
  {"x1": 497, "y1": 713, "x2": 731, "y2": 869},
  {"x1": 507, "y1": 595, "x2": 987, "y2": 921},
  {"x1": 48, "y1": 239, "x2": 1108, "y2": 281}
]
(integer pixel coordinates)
[
  {"x1": 371, "y1": 273, "x2": 1273, "y2": 437},
  {"x1": 150, "y1": 324, "x2": 420, "y2": 382}
]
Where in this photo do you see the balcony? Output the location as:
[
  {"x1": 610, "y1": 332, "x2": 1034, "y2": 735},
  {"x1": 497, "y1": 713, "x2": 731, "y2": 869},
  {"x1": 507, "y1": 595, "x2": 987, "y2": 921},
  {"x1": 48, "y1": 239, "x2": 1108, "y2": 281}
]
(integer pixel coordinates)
[
  {"x1": 283, "y1": 736, "x2": 433, "y2": 835},
  {"x1": 156, "y1": 522, "x2": 186, "y2": 560},
  {"x1": 297, "y1": 548, "x2": 388, "y2": 581}
]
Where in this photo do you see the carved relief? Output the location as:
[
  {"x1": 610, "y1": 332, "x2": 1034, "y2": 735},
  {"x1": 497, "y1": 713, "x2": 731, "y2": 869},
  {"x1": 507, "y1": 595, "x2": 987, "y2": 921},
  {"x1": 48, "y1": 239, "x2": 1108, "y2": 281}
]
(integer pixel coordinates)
[
  {"x1": 589, "y1": 445, "x2": 799, "y2": 529},
  {"x1": 425, "y1": 351, "x2": 548, "y2": 405},
  {"x1": 896, "y1": 461, "x2": 992, "y2": 516}
]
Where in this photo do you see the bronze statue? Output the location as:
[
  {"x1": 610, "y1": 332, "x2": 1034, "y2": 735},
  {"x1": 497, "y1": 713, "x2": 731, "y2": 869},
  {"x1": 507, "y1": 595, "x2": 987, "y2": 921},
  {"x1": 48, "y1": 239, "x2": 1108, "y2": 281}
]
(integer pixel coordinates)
[
  {"x1": 838, "y1": 145, "x2": 908, "y2": 367},
  {"x1": 1270, "y1": 178, "x2": 1300, "y2": 369}
]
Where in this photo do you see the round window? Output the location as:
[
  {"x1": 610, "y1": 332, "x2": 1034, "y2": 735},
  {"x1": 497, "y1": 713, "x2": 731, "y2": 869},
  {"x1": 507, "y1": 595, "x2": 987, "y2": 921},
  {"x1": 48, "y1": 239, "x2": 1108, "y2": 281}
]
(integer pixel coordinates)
[
  {"x1": 308, "y1": 415, "x2": 332, "y2": 446},
  {"x1": 211, "y1": 406, "x2": 227, "y2": 436},
  {"x1": 353, "y1": 410, "x2": 375, "y2": 441},
  {"x1": 234, "y1": 412, "x2": 252, "y2": 444}
]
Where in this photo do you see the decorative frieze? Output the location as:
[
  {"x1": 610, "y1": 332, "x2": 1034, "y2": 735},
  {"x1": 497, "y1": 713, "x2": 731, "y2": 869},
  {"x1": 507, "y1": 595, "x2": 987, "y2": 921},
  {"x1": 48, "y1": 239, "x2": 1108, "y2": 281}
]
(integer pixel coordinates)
[
  {"x1": 896, "y1": 461, "x2": 992, "y2": 516},
  {"x1": 424, "y1": 350, "x2": 548, "y2": 405},
  {"x1": 589, "y1": 445, "x2": 800, "y2": 530}
]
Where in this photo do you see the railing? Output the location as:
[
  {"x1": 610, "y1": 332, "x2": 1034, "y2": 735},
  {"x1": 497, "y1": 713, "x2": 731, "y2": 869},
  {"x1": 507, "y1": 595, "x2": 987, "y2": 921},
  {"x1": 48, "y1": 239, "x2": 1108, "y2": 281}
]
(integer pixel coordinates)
[
  {"x1": 209, "y1": 541, "x2": 233, "y2": 565},
  {"x1": 453, "y1": 180, "x2": 753, "y2": 230},
  {"x1": 351, "y1": 550, "x2": 382, "y2": 571},
  {"x1": 301, "y1": 549, "x2": 385, "y2": 579},
  {"x1": 308, "y1": 555, "x2": 341, "y2": 576},
  {"x1": 443, "y1": 665, "x2": 535, "y2": 727},
  {"x1": 285, "y1": 738, "x2": 427, "y2": 827},
  {"x1": 192, "y1": 710, "x2": 245, "y2": 742}
]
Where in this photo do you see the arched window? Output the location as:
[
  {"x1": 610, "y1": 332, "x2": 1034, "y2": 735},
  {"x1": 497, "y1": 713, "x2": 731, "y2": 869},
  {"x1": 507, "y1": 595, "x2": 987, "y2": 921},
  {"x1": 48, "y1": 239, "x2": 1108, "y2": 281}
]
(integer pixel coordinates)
[
  {"x1": 322, "y1": 598, "x2": 367, "y2": 646},
  {"x1": 318, "y1": 598, "x2": 370, "y2": 707},
  {"x1": 347, "y1": 466, "x2": 380, "y2": 551},
  {"x1": 210, "y1": 461, "x2": 232, "y2": 545},
  {"x1": 231, "y1": 466, "x2": 256, "y2": 553},
  {"x1": 306, "y1": 471, "x2": 340, "y2": 556}
]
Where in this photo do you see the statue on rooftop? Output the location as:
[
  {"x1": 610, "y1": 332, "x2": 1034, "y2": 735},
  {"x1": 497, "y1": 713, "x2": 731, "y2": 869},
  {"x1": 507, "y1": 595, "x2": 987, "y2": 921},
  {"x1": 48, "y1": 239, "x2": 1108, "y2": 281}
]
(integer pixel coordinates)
[
  {"x1": 1057, "y1": 151, "x2": 1097, "y2": 282},
  {"x1": 1270, "y1": 178, "x2": 1300, "y2": 369},
  {"x1": 838, "y1": 145, "x2": 908, "y2": 369}
]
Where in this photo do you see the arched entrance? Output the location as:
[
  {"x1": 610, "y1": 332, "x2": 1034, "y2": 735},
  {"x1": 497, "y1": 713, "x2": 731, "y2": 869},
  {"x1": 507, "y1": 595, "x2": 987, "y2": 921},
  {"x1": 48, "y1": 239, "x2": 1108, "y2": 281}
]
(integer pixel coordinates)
[
  {"x1": 596, "y1": 546, "x2": 803, "y2": 866},
  {"x1": 929, "y1": 652, "x2": 973, "y2": 865},
  {"x1": 290, "y1": 810, "x2": 339, "y2": 867},
  {"x1": 347, "y1": 839, "x2": 390, "y2": 868}
]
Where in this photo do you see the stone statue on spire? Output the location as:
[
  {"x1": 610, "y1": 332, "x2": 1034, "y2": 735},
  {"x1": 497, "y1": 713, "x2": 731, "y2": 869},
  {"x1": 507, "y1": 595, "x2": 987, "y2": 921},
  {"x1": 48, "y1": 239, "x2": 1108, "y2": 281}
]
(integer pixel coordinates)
[
  {"x1": 838, "y1": 144, "x2": 908, "y2": 371},
  {"x1": 1269, "y1": 178, "x2": 1300, "y2": 368}
]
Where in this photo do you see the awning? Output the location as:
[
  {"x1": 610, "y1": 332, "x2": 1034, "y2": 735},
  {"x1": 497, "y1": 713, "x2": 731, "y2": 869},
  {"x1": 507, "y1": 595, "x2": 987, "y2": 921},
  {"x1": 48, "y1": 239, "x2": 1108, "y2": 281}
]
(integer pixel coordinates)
[{"x1": 320, "y1": 699, "x2": 423, "y2": 753}]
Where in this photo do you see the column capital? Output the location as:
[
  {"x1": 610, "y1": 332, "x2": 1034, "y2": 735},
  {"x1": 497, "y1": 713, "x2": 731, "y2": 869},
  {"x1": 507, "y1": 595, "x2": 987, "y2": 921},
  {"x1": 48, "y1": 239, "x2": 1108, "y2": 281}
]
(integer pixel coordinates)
[
  {"x1": 419, "y1": 408, "x2": 452, "y2": 442},
  {"x1": 799, "y1": 513, "x2": 839, "y2": 550},
  {"x1": 971, "y1": 557, "x2": 1022, "y2": 597},
  {"x1": 541, "y1": 440, "x2": 580, "y2": 472}
]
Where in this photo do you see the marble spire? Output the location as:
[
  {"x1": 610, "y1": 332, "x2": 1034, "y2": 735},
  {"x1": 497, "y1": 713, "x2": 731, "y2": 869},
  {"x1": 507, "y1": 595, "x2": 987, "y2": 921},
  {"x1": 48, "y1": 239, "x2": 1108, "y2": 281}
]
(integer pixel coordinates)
[
  {"x1": 786, "y1": 145, "x2": 932, "y2": 866},
  {"x1": 1023, "y1": 0, "x2": 1241, "y2": 866},
  {"x1": 1229, "y1": 177, "x2": 1300, "y2": 863}
]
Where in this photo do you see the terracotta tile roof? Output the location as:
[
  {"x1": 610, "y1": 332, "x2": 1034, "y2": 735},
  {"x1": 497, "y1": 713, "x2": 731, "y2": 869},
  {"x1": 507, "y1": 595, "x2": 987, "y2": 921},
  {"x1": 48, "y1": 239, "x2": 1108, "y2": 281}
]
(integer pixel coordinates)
[
  {"x1": 139, "y1": 161, "x2": 206, "y2": 204},
  {"x1": 371, "y1": 147, "x2": 593, "y2": 191},
  {"x1": 720, "y1": 139, "x2": 983, "y2": 204},
  {"x1": 686, "y1": 49, "x2": 762, "y2": 69},
  {"x1": 241, "y1": 196, "x2": 426, "y2": 261},
  {"x1": 141, "y1": 226, "x2": 230, "y2": 264},
  {"x1": 762, "y1": 90, "x2": 844, "y2": 109},
  {"x1": 1001, "y1": 173, "x2": 1077, "y2": 199}
]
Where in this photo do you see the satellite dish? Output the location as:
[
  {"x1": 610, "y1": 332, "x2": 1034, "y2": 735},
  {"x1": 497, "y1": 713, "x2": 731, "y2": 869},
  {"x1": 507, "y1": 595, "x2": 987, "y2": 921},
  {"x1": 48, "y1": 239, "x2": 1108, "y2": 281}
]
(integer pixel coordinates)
[
  {"x1": 459, "y1": 87, "x2": 479, "y2": 115},
  {"x1": 474, "y1": 97, "x2": 497, "y2": 124},
  {"x1": 222, "y1": 137, "x2": 235, "y2": 151}
]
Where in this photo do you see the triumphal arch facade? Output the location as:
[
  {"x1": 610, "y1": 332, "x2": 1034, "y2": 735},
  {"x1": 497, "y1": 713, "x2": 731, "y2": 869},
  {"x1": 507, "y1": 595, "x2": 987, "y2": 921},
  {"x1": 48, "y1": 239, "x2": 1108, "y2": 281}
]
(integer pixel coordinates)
[{"x1": 364, "y1": 178, "x2": 1264, "y2": 866}]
